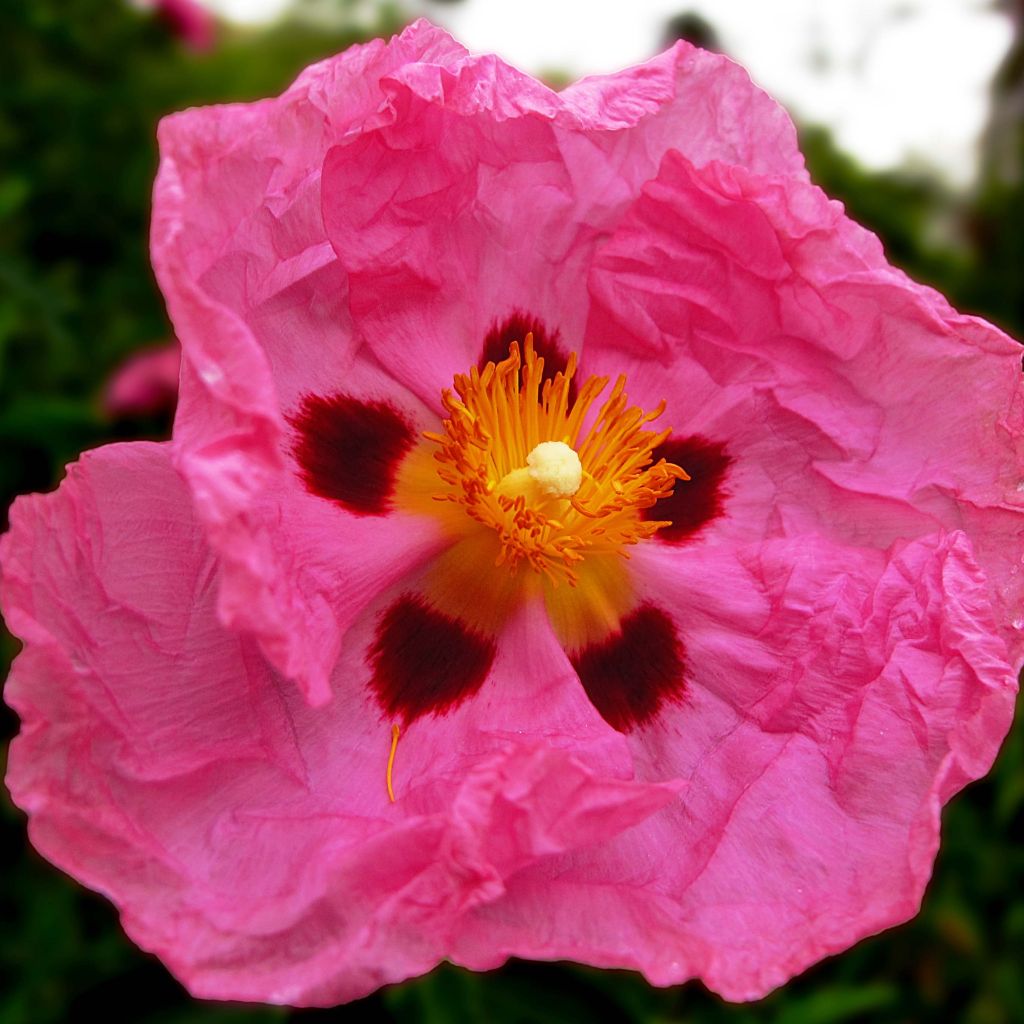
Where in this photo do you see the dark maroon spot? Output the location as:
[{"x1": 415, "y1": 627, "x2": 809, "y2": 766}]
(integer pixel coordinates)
[
  {"x1": 369, "y1": 594, "x2": 497, "y2": 723},
  {"x1": 644, "y1": 435, "x2": 732, "y2": 542},
  {"x1": 480, "y1": 311, "x2": 577, "y2": 404},
  {"x1": 289, "y1": 394, "x2": 414, "y2": 515},
  {"x1": 570, "y1": 604, "x2": 686, "y2": 732}
]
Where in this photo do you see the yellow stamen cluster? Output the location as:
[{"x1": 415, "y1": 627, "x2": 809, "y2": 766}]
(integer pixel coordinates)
[{"x1": 424, "y1": 336, "x2": 688, "y2": 586}]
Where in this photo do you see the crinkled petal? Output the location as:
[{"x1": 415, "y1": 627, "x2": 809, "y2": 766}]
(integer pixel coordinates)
[
  {"x1": 2, "y1": 443, "x2": 680, "y2": 1005},
  {"x1": 585, "y1": 148, "x2": 1024, "y2": 657},
  {"x1": 321, "y1": 35, "x2": 805, "y2": 408},
  {"x1": 448, "y1": 532, "x2": 1016, "y2": 999},
  {"x1": 559, "y1": 41, "x2": 806, "y2": 175},
  {"x1": 151, "y1": 22, "x2": 471, "y2": 698}
]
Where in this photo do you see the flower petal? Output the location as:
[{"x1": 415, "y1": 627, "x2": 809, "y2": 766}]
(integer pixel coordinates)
[
  {"x1": 151, "y1": 23, "x2": 472, "y2": 698},
  {"x1": 320, "y1": 35, "x2": 805, "y2": 408},
  {"x1": 560, "y1": 42, "x2": 806, "y2": 177},
  {"x1": 586, "y1": 148, "x2": 1024, "y2": 656},
  {"x1": 2, "y1": 447, "x2": 681, "y2": 1004},
  {"x1": 151, "y1": 24, "x2": 815, "y2": 702},
  {"x1": 449, "y1": 531, "x2": 1017, "y2": 999}
]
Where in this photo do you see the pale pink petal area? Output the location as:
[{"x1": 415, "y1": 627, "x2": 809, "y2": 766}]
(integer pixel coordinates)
[
  {"x1": 153, "y1": 19, "x2": 467, "y2": 423},
  {"x1": 104, "y1": 342, "x2": 181, "y2": 418},
  {"x1": 204, "y1": 479, "x2": 449, "y2": 707},
  {"x1": 584, "y1": 148, "x2": 1024, "y2": 657},
  {"x1": 321, "y1": 36, "x2": 805, "y2": 408},
  {"x1": 559, "y1": 42, "x2": 806, "y2": 178},
  {"x1": 2, "y1": 444, "x2": 680, "y2": 1005},
  {"x1": 449, "y1": 531, "x2": 1017, "y2": 998},
  {"x1": 151, "y1": 23, "x2": 474, "y2": 700},
  {"x1": 172, "y1": 342, "x2": 451, "y2": 704}
]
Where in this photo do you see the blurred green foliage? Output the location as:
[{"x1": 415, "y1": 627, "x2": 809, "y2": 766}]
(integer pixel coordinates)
[{"x1": 1, "y1": 2, "x2": 1022, "y2": 1022}]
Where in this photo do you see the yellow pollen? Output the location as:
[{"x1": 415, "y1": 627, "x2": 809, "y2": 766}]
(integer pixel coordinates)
[
  {"x1": 423, "y1": 335, "x2": 688, "y2": 586},
  {"x1": 386, "y1": 723, "x2": 400, "y2": 803}
]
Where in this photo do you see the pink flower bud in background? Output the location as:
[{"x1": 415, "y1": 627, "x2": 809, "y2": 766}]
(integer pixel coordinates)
[
  {"x1": 145, "y1": 0, "x2": 217, "y2": 52},
  {"x1": 103, "y1": 342, "x2": 181, "y2": 418}
]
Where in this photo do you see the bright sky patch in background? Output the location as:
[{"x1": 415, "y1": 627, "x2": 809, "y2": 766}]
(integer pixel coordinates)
[{"x1": 204, "y1": 0, "x2": 1013, "y2": 186}]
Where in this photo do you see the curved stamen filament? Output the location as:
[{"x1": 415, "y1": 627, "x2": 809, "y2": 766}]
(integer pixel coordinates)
[{"x1": 386, "y1": 724, "x2": 400, "y2": 803}]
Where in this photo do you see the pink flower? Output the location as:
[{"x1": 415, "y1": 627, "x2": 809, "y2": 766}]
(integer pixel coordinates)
[
  {"x1": 151, "y1": 0, "x2": 217, "y2": 52},
  {"x1": 4, "y1": 20, "x2": 1024, "y2": 1006},
  {"x1": 104, "y1": 342, "x2": 181, "y2": 418}
]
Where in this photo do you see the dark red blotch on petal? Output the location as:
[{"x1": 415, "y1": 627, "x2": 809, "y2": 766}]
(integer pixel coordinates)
[
  {"x1": 369, "y1": 595, "x2": 497, "y2": 722},
  {"x1": 645, "y1": 435, "x2": 732, "y2": 542},
  {"x1": 480, "y1": 311, "x2": 577, "y2": 404},
  {"x1": 290, "y1": 394, "x2": 414, "y2": 515},
  {"x1": 571, "y1": 604, "x2": 686, "y2": 732}
]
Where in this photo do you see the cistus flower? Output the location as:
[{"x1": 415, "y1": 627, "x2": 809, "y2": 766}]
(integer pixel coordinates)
[{"x1": 4, "y1": 19, "x2": 1023, "y2": 1006}]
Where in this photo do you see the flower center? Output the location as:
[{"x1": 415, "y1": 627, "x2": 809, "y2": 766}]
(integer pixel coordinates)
[
  {"x1": 504, "y1": 440, "x2": 583, "y2": 500},
  {"x1": 423, "y1": 336, "x2": 688, "y2": 585}
]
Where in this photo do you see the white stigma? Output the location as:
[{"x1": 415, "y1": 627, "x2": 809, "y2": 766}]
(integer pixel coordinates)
[{"x1": 526, "y1": 441, "x2": 583, "y2": 497}]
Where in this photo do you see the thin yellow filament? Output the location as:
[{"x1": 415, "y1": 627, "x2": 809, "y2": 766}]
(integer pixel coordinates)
[{"x1": 386, "y1": 723, "x2": 400, "y2": 803}]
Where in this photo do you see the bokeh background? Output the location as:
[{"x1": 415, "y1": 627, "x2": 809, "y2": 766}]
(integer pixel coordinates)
[{"x1": 2, "y1": 1, "x2": 1024, "y2": 1021}]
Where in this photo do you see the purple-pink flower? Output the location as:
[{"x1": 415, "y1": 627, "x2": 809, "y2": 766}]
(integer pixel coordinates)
[
  {"x1": 4, "y1": 20, "x2": 1024, "y2": 1006},
  {"x1": 148, "y1": 0, "x2": 217, "y2": 52},
  {"x1": 104, "y1": 341, "x2": 181, "y2": 418}
]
